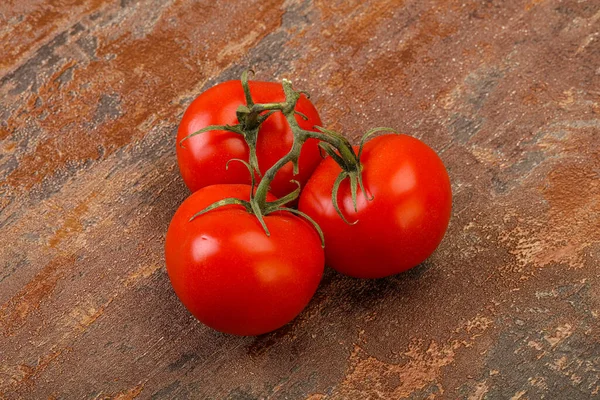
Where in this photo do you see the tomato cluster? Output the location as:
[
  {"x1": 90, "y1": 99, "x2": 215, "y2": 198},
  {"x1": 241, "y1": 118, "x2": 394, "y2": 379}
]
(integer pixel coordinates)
[{"x1": 165, "y1": 74, "x2": 452, "y2": 336}]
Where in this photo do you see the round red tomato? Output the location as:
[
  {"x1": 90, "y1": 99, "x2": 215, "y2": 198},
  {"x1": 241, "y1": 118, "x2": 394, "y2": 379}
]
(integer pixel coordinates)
[
  {"x1": 177, "y1": 80, "x2": 322, "y2": 198},
  {"x1": 165, "y1": 184, "x2": 324, "y2": 336},
  {"x1": 298, "y1": 134, "x2": 452, "y2": 279}
]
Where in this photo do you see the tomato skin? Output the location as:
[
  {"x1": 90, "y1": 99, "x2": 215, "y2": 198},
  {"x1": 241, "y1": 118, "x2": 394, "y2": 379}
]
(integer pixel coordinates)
[
  {"x1": 165, "y1": 184, "x2": 324, "y2": 336},
  {"x1": 177, "y1": 80, "x2": 322, "y2": 198},
  {"x1": 298, "y1": 134, "x2": 452, "y2": 279}
]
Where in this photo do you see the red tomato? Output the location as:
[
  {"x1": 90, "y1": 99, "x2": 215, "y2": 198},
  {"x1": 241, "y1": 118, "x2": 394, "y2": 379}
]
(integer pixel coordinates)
[
  {"x1": 298, "y1": 134, "x2": 452, "y2": 279},
  {"x1": 177, "y1": 80, "x2": 322, "y2": 198},
  {"x1": 165, "y1": 184, "x2": 324, "y2": 336}
]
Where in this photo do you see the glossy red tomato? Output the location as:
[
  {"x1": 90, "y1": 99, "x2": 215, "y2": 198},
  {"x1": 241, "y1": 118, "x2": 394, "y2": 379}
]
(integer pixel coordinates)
[
  {"x1": 177, "y1": 80, "x2": 322, "y2": 198},
  {"x1": 165, "y1": 184, "x2": 324, "y2": 336},
  {"x1": 298, "y1": 134, "x2": 452, "y2": 279}
]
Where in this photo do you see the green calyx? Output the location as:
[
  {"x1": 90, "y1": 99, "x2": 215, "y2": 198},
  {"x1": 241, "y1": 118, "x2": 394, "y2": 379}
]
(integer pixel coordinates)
[
  {"x1": 184, "y1": 70, "x2": 397, "y2": 246},
  {"x1": 326, "y1": 126, "x2": 398, "y2": 223}
]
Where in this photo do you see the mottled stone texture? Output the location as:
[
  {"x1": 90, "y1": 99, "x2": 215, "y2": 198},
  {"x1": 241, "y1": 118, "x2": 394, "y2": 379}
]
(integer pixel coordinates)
[{"x1": 1, "y1": 0, "x2": 599, "y2": 398}]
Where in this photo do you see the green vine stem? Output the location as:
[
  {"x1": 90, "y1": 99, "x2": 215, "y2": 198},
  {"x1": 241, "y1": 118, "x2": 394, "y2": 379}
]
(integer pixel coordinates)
[
  {"x1": 250, "y1": 79, "x2": 364, "y2": 226},
  {"x1": 184, "y1": 71, "x2": 396, "y2": 244}
]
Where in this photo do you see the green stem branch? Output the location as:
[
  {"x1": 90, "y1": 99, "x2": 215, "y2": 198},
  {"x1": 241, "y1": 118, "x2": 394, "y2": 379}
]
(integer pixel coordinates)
[
  {"x1": 189, "y1": 72, "x2": 374, "y2": 243},
  {"x1": 251, "y1": 79, "x2": 361, "y2": 211}
]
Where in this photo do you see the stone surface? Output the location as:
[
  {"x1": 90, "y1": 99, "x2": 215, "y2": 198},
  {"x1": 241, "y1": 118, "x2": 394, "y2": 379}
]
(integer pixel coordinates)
[{"x1": 1, "y1": 0, "x2": 599, "y2": 398}]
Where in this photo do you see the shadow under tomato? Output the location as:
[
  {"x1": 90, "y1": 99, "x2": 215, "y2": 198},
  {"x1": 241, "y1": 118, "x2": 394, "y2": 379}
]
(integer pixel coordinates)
[
  {"x1": 327, "y1": 260, "x2": 436, "y2": 308},
  {"x1": 246, "y1": 322, "x2": 296, "y2": 357}
]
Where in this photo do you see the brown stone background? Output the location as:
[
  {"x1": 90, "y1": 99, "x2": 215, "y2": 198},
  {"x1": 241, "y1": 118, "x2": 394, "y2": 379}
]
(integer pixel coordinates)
[{"x1": 1, "y1": 0, "x2": 599, "y2": 398}]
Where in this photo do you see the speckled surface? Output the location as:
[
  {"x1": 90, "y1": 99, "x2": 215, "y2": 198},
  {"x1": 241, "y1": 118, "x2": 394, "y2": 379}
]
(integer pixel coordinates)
[{"x1": 1, "y1": 0, "x2": 599, "y2": 398}]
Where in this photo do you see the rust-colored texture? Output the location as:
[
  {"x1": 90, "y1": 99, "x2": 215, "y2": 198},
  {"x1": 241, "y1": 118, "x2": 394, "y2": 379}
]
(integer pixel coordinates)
[{"x1": 1, "y1": 0, "x2": 599, "y2": 398}]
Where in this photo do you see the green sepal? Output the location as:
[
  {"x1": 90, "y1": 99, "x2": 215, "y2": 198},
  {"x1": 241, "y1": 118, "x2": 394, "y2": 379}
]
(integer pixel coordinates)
[
  {"x1": 278, "y1": 207, "x2": 325, "y2": 248},
  {"x1": 226, "y1": 158, "x2": 256, "y2": 194},
  {"x1": 331, "y1": 171, "x2": 357, "y2": 225},
  {"x1": 294, "y1": 110, "x2": 309, "y2": 121},
  {"x1": 357, "y1": 166, "x2": 373, "y2": 201},
  {"x1": 179, "y1": 124, "x2": 245, "y2": 148},
  {"x1": 315, "y1": 125, "x2": 347, "y2": 142},
  {"x1": 318, "y1": 142, "x2": 346, "y2": 168},
  {"x1": 265, "y1": 181, "x2": 301, "y2": 212},
  {"x1": 189, "y1": 198, "x2": 251, "y2": 222},
  {"x1": 349, "y1": 172, "x2": 358, "y2": 212},
  {"x1": 297, "y1": 89, "x2": 311, "y2": 99},
  {"x1": 243, "y1": 132, "x2": 262, "y2": 178},
  {"x1": 358, "y1": 127, "x2": 397, "y2": 160},
  {"x1": 257, "y1": 110, "x2": 278, "y2": 125},
  {"x1": 249, "y1": 199, "x2": 270, "y2": 236}
]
